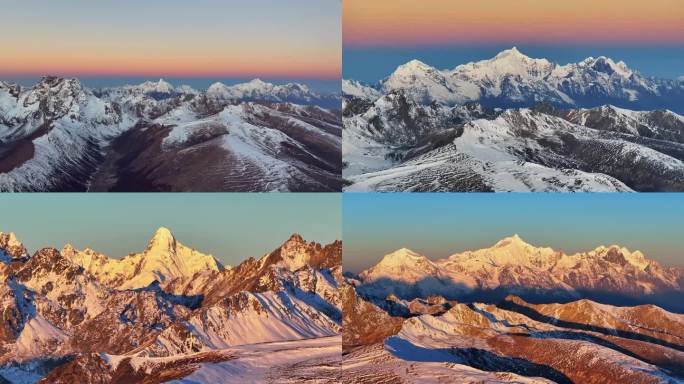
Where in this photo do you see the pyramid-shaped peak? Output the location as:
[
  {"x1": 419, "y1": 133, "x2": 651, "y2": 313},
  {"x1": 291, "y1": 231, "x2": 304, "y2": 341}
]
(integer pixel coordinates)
[{"x1": 146, "y1": 227, "x2": 177, "y2": 251}]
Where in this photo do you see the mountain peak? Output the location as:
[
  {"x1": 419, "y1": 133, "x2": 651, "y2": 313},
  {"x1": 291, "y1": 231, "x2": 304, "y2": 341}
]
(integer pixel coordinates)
[
  {"x1": 285, "y1": 233, "x2": 305, "y2": 244},
  {"x1": 155, "y1": 78, "x2": 174, "y2": 92},
  {"x1": 581, "y1": 56, "x2": 633, "y2": 77},
  {"x1": 378, "y1": 248, "x2": 430, "y2": 267},
  {"x1": 248, "y1": 78, "x2": 269, "y2": 86},
  {"x1": 0, "y1": 232, "x2": 28, "y2": 259},
  {"x1": 395, "y1": 59, "x2": 433, "y2": 74},
  {"x1": 494, "y1": 234, "x2": 531, "y2": 248},
  {"x1": 146, "y1": 226, "x2": 177, "y2": 252},
  {"x1": 495, "y1": 47, "x2": 526, "y2": 59},
  {"x1": 137, "y1": 79, "x2": 174, "y2": 93}
]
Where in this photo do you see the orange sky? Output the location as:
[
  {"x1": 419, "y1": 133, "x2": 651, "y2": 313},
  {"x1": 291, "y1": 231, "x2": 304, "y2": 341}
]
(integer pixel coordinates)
[
  {"x1": 2, "y1": 1, "x2": 341, "y2": 79},
  {"x1": 344, "y1": 0, "x2": 684, "y2": 47}
]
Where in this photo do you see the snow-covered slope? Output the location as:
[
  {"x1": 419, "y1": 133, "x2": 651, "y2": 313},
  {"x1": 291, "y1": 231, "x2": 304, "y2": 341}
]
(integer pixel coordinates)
[
  {"x1": 141, "y1": 290, "x2": 340, "y2": 356},
  {"x1": 378, "y1": 295, "x2": 684, "y2": 383},
  {"x1": 344, "y1": 276, "x2": 684, "y2": 384},
  {"x1": 344, "y1": 106, "x2": 684, "y2": 191},
  {"x1": 0, "y1": 77, "x2": 132, "y2": 191}
]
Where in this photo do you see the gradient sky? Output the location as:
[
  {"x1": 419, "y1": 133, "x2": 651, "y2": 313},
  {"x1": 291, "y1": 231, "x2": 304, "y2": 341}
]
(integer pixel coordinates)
[
  {"x1": 343, "y1": 194, "x2": 684, "y2": 273},
  {"x1": 344, "y1": 0, "x2": 684, "y2": 81},
  {"x1": 0, "y1": 194, "x2": 340, "y2": 266},
  {"x1": 1, "y1": 0, "x2": 341, "y2": 80}
]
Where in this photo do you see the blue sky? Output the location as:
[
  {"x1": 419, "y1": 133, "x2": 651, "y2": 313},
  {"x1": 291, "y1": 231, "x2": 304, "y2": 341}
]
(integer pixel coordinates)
[
  {"x1": 344, "y1": 43, "x2": 684, "y2": 83},
  {"x1": 0, "y1": 194, "x2": 340, "y2": 266},
  {"x1": 343, "y1": 193, "x2": 684, "y2": 273}
]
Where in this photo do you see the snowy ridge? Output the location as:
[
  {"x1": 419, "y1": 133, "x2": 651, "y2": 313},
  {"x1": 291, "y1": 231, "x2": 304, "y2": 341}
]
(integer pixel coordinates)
[{"x1": 142, "y1": 290, "x2": 340, "y2": 357}]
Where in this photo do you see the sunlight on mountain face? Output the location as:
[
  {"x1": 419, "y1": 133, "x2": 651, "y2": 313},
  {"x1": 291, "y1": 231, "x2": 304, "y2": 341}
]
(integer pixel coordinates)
[
  {"x1": 343, "y1": 236, "x2": 684, "y2": 384},
  {"x1": 0, "y1": 230, "x2": 343, "y2": 383}
]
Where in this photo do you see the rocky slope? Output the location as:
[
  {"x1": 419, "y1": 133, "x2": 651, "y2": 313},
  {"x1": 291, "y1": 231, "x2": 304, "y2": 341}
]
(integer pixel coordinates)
[
  {"x1": 0, "y1": 77, "x2": 342, "y2": 192},
  {"x1": 0, "y1": 230, "x2": 342, "y2": 383}
]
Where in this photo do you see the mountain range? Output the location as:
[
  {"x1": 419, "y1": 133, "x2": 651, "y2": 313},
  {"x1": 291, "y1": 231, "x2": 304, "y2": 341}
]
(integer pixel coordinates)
[
  {"x1": 0, "y1": 229, "x2": 342, "y2": 383},
  {"x1": 343, "y1": 48, "x2": 684, "y2": 192},
  {"x1": 353, "y1": 234, "x2": 684, "y2": 312},
  {"x1": 0, "y1": 77, "x2": 342, "y2": 192},
  {"x1": 343, "y1": 235, "x2": 684, "y2": 383}
]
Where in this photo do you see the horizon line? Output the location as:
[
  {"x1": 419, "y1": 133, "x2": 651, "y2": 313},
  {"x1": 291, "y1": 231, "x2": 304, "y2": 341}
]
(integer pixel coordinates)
[{"x1": 0, "y1": 72, "x2": 342, "y2": 81}]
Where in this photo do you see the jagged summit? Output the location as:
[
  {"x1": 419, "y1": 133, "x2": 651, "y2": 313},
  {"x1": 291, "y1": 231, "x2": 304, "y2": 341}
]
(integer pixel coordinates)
[
  {"x1": 285, "y1": 233, "x2": 305, "y2": 244},
  {"x1": 580, "y1": 56, "x2": 633, "y2": 77},
  {"x1": 270, "y1": 233, "x2": 341, "y2": 271},
  {"x1": 146, "y1": 226, "x2": 177, "y2": 252},
  {"x1": 0, "y1": 232, "x2": 28, "y2": 259}
]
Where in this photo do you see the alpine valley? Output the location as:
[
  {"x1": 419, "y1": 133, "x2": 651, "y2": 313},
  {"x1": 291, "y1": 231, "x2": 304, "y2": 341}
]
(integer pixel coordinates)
[
  {"x1": 342, "y1": 235, "x2": 684, "y2": 383},
  {"x1": 343, "y1": 48, "x2": 684, "y2": 191},
  {"x1": 0, "y1": 228, "x2": 343, "y2": 383},
  {"x1": 0, "y1": 77, "x2": 342, "y2": 192}
]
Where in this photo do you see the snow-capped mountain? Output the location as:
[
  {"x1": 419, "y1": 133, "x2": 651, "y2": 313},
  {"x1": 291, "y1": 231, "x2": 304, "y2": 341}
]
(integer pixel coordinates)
[
  {"x1": 0, "y1": 230, "x2": 342, "y2": 383},
  {"x1": 350, "y1": 48, "x2": 684, "y2": 113},
  {"x1": 0, "y1": 77, "x2": 342, "y2": 192},
  {"x1": 343, "y1": 49, "x2": 684, "y2": 191},
  {"x1": 207, "y1": 79, "x2": 340, "y2": 109},
  {"x1": 61, "y1": 227, "x2": 223, "y2": 290},
  {"x1": 356, "y1": 235, "x2": 684, "y2": 312}
]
